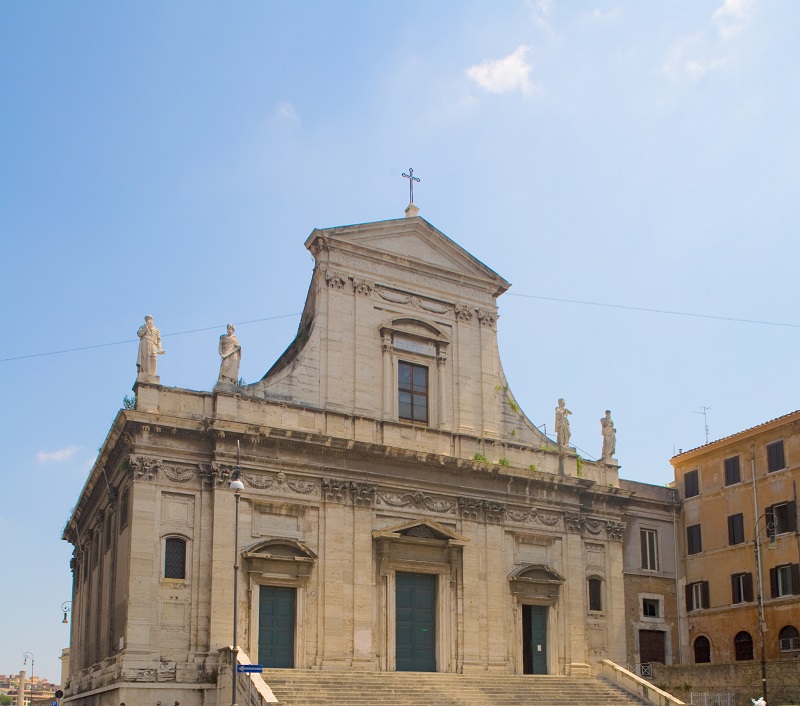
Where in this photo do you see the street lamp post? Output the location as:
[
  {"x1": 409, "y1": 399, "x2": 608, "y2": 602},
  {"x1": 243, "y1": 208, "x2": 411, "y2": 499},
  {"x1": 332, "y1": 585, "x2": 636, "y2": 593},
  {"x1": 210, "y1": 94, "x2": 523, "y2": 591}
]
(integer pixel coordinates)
[
  {"x1": 230, "y1": 440, "x2": 244, "y2": 706},
  {"x1": 753, "y1": 514, "x2": 776, "y2": 703},
  {"x1": 22, "y1": 652, "x2": 34, "y2": 706}
]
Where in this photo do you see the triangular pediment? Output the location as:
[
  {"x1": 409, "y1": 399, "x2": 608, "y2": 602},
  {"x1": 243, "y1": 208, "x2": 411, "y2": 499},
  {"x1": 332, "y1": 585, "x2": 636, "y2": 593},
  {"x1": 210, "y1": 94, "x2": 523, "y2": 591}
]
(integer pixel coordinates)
[
  {"x1": 508, "y1": 563, "x2": 565, "y2": 584},
  {"x1": 306, "y1": 217, "x2": 509, "y2": 294},
  {"x1": 373, "y1": 517, "x2": 469, "y2": 545},
  {"x1": 243, "y1": 538, "x2": 317, "y2": 561}
]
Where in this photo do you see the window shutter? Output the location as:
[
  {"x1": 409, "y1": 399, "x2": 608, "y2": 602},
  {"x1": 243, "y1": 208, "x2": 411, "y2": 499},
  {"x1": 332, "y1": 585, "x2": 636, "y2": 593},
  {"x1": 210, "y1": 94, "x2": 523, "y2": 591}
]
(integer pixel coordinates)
[
  {"x1": 701, "y1": 581, "x2": 710, "y2": 609},
  {"x1": 770, "y1": 567, "x2": 778, "y2": 598},
  {"x1": 731, "y1": 574, "x2": 738, "y2": 603},
  {"x1": 685, "y1": 584, "x2": 693, "y2": 611},
  {"x1": 787, "y1": 501, "x2": 798, "y2": 533},
  {"x1": 640, "y1": 530, "x2": 647, "y2": 569},
  {"x1": 792, "y1": 564, "x2": 800, "y2": 595},
  {"x1": 744, "y1": 573, "x2": 754, "y2": 602}
]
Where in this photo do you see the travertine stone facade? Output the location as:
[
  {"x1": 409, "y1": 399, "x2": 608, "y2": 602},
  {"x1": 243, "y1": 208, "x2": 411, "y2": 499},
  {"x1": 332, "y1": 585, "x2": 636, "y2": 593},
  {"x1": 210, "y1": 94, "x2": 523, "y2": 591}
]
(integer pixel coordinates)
[{"x1": 63, "y1": 215, "x2": 671, "y2": 706}]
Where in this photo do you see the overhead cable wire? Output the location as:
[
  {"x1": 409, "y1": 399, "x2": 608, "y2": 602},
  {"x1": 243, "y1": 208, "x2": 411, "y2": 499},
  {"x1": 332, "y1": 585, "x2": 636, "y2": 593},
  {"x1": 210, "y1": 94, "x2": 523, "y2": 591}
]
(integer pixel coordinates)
[
  {"x1": 0, "y1": 313, "x2": 302, "y2": 363},
  {"x1": 507, "y1": 293, "x2": 800, "y2": 329}
]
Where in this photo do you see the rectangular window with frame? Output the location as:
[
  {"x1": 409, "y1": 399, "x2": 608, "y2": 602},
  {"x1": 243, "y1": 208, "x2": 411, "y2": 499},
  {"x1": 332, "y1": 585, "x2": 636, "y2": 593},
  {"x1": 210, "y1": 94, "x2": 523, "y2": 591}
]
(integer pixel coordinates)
[
  {"x1": 724, "y1": 456, "x2": 741, "y2": 485},
  {"x1": 640, "y1": 528, "x2": 659, "y2": 571},
  {"x1": 642, "y1": 598, "x2": 660, "y2": 618},
  {"x1": 768, "y1": 501, "x2": 797, "y2": 535},
  {"x1": 686, "y1": 580, "x2": 710, "y2": 611},
  {"x1": 398, "y1": 361, "x2": 428, "y2": 424},
  {"x1": 684, "y1": 469, "x2": 699, "y2": 498},
  {"x1": 728, "y1": 513, "x2": 745, "y2": 545},
  {"x1": 588, "y1": 578, "x2": 602, "y2": 611},
  {"x1": 771, "y1": 563, "x2": 799, "y2": 597},
  {"x1": 731, "y1": 572, "x2": 753, "y2": 604},
  {"x1": 687, "y1": 523, "x2": 702, "y2": 555},
  {"x1": 767, "y1": 440, "x2": 785, "y2": 473}
]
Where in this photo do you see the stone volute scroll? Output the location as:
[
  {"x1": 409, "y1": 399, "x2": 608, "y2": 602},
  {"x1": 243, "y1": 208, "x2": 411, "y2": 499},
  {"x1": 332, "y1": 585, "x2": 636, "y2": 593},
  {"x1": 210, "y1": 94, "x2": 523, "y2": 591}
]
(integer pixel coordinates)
[
  {"x1": 555, "y1": 398, "x2": 571, "y2": 447},
  {"x1": 217, "y1": 324, "x2": 241, "y2": 385},
  {"x1": 136, "y1": 315, "x2": 165, "y2": 380},
  {"x1": 600, "y1": 409, "x2": 616, "y2": 461}
]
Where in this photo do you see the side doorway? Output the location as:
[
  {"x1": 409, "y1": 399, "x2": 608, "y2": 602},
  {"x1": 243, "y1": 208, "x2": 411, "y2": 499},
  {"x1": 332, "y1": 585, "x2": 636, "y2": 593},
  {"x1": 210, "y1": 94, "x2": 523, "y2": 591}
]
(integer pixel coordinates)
[
  {"x1": 522, "y1": 605, "x2": 548, "y2": 675},
  {"x1": 258, "y1": 586, "x2": 296, "y2": 668}
]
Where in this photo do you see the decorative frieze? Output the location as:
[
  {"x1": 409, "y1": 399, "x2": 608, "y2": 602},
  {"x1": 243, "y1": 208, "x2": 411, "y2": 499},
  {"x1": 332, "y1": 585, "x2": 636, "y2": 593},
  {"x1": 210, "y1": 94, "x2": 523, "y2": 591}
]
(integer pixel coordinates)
[
  {"x1": 475, "y1": 308, "x2": 497, "y2": 328},
  {"x1": 454, "y1": 303, "x2": 473, "y2": 321},
  {"x1": 505, "y1": 507, "x2": 560, "y2": 527},
  {"x1": 350, "y1": 482, "x2": 377, "y2": 506},
  {"x1": 162, "y1": 465, "x2": 196, "y2": 484},
  {"x1": 565, "y1": 512, "x2": 626, "y2": 541},
  {"x1": 325, "y1": 271, "x2": 347, "y2": 289},
  {"x1": 350, "y1": 277, "x2": 373, "y2": 296},
  {"x1": 376, "y1": 490, "x2": 456, "y2": 514},
  {"x1": 322, "y1": 478, "x2": 350, "y2": 502},
  {"x1": 374, "y1": 284, "x2": 452, "y2": 315},
  {"x1": 243, "y1": 471, "x2": 317, "y2": 495},
  {"x1": 199, "y1": 462, "x2": 234, "y2": 488}
]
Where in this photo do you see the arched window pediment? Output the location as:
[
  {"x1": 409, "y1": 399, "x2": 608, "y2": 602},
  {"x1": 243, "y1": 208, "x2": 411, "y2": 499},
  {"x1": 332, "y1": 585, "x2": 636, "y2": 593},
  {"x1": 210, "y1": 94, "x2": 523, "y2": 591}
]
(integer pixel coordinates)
[
  {"x1": 244, "y1": 538, "x2": 317, "y2": 561},
  {"x1": 380, "y1": 317, "x2": 450, "y2": 345}
]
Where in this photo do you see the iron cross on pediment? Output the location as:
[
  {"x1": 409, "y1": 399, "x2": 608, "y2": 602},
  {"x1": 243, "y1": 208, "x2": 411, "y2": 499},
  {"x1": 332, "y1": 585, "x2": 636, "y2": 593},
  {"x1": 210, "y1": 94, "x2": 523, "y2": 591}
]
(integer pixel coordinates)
[{"x1": 402, "y1": 168, "x2": 420, "y2": 204}]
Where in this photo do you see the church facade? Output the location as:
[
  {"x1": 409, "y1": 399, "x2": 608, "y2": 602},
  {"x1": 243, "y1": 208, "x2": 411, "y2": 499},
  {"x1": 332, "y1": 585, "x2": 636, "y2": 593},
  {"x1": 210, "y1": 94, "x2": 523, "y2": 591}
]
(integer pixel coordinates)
[{"x1": 63, "y1": 211, "x2": 672, "y2": 706}]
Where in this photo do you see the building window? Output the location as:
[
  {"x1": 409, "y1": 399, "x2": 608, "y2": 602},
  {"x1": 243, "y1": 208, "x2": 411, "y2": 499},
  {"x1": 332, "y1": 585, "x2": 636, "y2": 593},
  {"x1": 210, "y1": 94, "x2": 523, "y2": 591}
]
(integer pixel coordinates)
[
  {"x1": 734, "y1": 631, "x2": 754, "y2": 661},
  {"x1": 684, "y1": 469, "x2": 699, "y2": 498},
  {"x1": 768, "y1": 501, "x2": 797, "y2": 535},
  {"x1": 728, "y1": 513, "x2": 745, "y2": 545},
  {"x1": 119, "y1": 488, "x2": 129, "y2": 530},
  {"x1": 642, "y1": 598, "x2": 660, "y2": 618},
  {"x1": 779, "y1": 625, "x2": 800, "y2": 652},
  {"x1": 640, "y1": 529, "x2": 659, "y2": 571},
  {"x1": 694, "y1": 635, "x2": 711, "y2": 663},
  {"x1": 687, "y1": 524, "x2": 702, "y2": 554},
  {"x1": 588, "y1": 578, "x2": 602, "y2": 611},
  {"x1": 686, "y1": 580, "x2": 710, "y2": 611},
  {"x1": 164, "y1": 537, "x2": 187, "y2": 579},
  {"x1": 724, "y1": 456, "x2": 741, "y2": 485},
  {"x1": 767, "y1": 440, "x2": 785, "y2": 472},
  {"x1": 398, "y1": 361, "x2": 428, "y2": 423},
  {"x1": 770, "y1": 563, "x2": 799, "y2": 597},
  {"x1": 731, "y1": 572, "x2": 753, "y2": 604}
]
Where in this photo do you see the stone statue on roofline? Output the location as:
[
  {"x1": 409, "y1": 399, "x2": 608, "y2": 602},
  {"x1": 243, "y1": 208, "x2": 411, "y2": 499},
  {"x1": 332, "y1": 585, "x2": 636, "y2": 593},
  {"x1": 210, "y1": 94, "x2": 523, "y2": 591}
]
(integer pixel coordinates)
[
  {"x1": 218, "y1": 324, "x2": 241, "y2": 385},
  {"x1": 555, "y1": 398, "x2": 571, "y2": 447},
  {"x1": 601, "y1": 409, "x2": 616, "y2": 460},
  {"x1": 136, "y1": 315, "x2": 165, "y2": 378}
]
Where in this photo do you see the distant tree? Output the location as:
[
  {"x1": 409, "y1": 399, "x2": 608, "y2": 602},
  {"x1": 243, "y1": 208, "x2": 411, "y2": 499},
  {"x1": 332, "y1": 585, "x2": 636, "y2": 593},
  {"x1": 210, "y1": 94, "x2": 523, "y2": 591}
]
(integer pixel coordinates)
[{"x1": 0, "y1": 694, "x2": 14, "y2": 705}]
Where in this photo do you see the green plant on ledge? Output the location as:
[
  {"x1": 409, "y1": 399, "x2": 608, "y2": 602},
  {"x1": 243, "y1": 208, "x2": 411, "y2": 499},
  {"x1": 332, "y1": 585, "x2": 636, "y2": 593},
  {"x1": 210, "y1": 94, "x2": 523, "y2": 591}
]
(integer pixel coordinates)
[
  {"x1": 473, "y1": 453, "x2": 488, "y2": 463},
  {"x1": 529, "y1": 464, "x2": 537, "y2": 472},
  {"x1": 498, "y1": 457, "x2": 510, "y2": 467},
  {"x1": 576, "y1": 456, "x2": 584, "y2": 477}
]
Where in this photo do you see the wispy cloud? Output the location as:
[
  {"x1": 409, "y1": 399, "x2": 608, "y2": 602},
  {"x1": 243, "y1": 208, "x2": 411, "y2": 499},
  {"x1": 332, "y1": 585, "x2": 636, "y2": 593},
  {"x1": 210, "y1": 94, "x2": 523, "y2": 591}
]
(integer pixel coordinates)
[
  {"x1": 528, "y1": 0, "x2": 555, "y2": 34},
  {"x1": 712, "y1": 0, "x2": 755, "y2": 40},
  {"x1": 37, "y1": 445, "x2": 81, "y2": 463},
  {"x1": 662, "y1": 0, "x2": 755, "y2": 82},
  {"x1": 466, "y1": 45, "x2": 535, "y2": 95},
  {"x1": 275, "y1": 101, "x2": 298, "y2": 121}
]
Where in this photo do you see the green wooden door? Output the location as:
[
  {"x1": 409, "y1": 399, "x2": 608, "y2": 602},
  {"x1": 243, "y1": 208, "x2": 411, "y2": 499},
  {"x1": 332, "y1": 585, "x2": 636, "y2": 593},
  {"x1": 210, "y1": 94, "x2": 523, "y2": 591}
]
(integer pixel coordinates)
[
  {"x1": 522, "y1": 605, "x2": 548, "y2": 674},
  {"x1": 396, "y1": 572, "x2": 436, "y2": 671},
  {"x1": 258, "y1": 586, "x2": 295, "y2": 668}
]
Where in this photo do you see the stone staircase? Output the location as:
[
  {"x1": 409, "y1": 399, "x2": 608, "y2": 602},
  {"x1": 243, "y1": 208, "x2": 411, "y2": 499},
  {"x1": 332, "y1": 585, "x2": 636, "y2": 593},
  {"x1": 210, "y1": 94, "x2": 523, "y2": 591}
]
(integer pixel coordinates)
[{"x1": 260, "y1": 670, "x2": 649, "y2": 706}]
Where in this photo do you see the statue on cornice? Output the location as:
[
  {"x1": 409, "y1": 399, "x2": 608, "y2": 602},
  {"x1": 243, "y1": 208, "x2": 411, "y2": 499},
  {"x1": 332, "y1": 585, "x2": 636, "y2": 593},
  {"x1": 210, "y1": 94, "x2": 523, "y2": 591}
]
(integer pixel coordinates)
[
  {"x1": 555, "y1": 398, "x2": 571, "y2": 447},
  {"x1": 601, "y1": 409, "x2": 616, "y2": 460},
  {"x1": 218, "y1": 324, "x2": 242, "y2": 384},
  {"x1": 136, "y1": 315, "x2": 165, "y2": 377}
]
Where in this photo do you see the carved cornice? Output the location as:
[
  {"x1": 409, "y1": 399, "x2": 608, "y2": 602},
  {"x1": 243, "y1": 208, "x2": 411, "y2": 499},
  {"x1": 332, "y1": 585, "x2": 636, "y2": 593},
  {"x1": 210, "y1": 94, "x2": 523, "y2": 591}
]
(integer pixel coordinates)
[{"x1": 350, "y1": 277, "x2": 373, "y2": 296}]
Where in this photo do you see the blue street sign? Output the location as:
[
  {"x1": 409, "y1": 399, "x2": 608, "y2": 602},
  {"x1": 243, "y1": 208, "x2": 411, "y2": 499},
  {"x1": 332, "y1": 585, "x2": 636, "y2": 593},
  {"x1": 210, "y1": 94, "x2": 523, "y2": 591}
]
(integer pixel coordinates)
[{"x1": 237, "y1": 665, "x2": 263, "y2": 673}]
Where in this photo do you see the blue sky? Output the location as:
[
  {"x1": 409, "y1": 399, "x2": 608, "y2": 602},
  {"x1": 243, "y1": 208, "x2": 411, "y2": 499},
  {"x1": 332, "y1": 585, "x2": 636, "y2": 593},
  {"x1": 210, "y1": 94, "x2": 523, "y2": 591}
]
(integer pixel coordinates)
[{"x1": 1, "y1": 0, "x2": 798, "y2": 683}]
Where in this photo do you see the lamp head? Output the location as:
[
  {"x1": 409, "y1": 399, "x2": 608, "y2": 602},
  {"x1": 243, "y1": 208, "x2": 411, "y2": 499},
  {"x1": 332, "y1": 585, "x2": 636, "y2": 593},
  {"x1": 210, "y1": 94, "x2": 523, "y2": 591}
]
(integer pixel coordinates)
[{"x1": 230, "y1": 479, "x2": 244, "y2": 491}]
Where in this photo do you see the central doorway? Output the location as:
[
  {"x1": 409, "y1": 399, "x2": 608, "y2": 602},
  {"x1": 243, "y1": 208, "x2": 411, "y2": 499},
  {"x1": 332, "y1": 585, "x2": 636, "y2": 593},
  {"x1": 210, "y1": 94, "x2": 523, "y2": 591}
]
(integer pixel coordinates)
[
  {"x1": 522, "y1": 605, "x2": 548, "y2": 674},
  {"x1": 258, "y1": 586, "x2": 296, "y2": 668},
  {"x1": 395, "y1": 572, "x2": 436, "y2": 671}
]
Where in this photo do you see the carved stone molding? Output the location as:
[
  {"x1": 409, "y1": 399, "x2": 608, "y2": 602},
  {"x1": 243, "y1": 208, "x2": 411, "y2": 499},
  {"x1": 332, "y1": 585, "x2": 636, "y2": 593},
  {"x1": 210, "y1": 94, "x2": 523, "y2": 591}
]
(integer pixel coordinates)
[
  {"x1": 605, "y1": 521, "x2": 625, "y2": 541},
  {"x1": 322, "y1": 478, "x2": 349, "y2": 502},
  {"x1": 350, "y1": 277, "x2": 373, "y2": 296},
  {"x1": 243, "y1": 471, "x2": 317, "y2": 495},
  {"x1": 475, "y1": 308, "x2": 497, "y2": 328},
  {"x1": 162, "y1": 465, "x2": 196, "y2": 483},
  {"x1": 129, "y1": 455, "x2": 162, "y2": 481},
  {"x1": 565, "y1": 512, "x2": 584, "y2": 532},
  {"x1": 484, "y1": 501, "x2": 507, "y2": 523},
  {"x1": 458, "y1": 497, "x2": 483, "y2": 520},
  {"x1": 564, "y1": 512, "x2": 626, "y2": 541},
  {"x1": 505, "y1": 507, "x2": 561, "y2": 527},
  {"x1": 325, "y1": 271, "x2": 347, "y2": 289},
  {"x1": 376, "y1": 490, "x2": 456, "y2": 514},
  {"x1": 199, "y1": 462, "x2": 234, "y2": 488},
  {"x1": 374, "y1": 285, "x2": 452, "y2": 315},
  {"x1": 454, "y1": 303, "x2": 473, "y2": 321},
  {"x1": 351, "y1": 482, "x2": 377, "y2": 506}
]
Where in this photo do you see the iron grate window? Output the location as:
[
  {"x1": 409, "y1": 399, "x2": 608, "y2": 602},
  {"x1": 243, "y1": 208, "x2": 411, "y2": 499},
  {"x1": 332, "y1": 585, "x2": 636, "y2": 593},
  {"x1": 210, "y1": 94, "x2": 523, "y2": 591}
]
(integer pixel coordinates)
[{"x1": 164, "y1": 537, "x2": 187, "y2": 579}]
